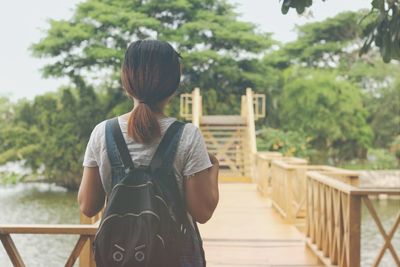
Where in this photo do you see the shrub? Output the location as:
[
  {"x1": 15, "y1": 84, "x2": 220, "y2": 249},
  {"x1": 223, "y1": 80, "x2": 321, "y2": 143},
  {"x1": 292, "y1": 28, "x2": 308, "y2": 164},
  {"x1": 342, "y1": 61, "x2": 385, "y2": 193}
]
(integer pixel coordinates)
[{"x1": 256, "y1": 127, "x2": 310, "y2": 158}]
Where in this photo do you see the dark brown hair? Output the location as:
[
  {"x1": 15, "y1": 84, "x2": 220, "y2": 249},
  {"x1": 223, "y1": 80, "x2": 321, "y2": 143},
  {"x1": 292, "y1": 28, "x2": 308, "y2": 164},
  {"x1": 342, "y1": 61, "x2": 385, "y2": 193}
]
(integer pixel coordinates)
[{"x1": 121, "y1": 40, "x2": 181, "y2": 144}]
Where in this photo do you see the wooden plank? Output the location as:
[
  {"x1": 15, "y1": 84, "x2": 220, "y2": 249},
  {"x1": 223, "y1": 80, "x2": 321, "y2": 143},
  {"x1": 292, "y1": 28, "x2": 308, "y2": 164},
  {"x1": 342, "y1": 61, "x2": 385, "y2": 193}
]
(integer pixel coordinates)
[
  {"x1": 348, "y1": 195, "x2": 361, "y2": 267},
  {"x1": 0, "y1": 234, "x2": 25, "y2": 267},
  {"x1": 65, "y1": 235, "x2": 89, "y2": 267},
  {"x1": 201, "y1": 115, "x2": 246, "y2": 125},
  {"x1": 80, "y1": 213, "x2": 97, "y2": 267},
  {"x1": 0, "y1": 224, "x2": 98, "y2": 235},
  {"x1": 199, "y1": 183, "x2": 320, "y2": 266},
  {"x1": 201, "y1": 126, "x2": 247, "y2": 130},
  {"x1": 219, "y1": 176, "x2": 252, "y2": 183},
  {"x1": 205, "y1": 239, "x2": 320, "y2": 267}
]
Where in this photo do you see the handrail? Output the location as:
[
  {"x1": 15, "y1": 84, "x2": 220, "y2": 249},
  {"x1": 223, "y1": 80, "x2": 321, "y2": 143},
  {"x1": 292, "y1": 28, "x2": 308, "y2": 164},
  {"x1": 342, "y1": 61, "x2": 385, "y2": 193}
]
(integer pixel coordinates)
[
  {"x1": 269, "y1": 159, "x2": 358, "y2": 224},
  {"x1": 0, "y1": 224, "x2": 98, "y2": 267},
  {"x1": 306, "y1": 171, "x2": 400, "y2": 267}
]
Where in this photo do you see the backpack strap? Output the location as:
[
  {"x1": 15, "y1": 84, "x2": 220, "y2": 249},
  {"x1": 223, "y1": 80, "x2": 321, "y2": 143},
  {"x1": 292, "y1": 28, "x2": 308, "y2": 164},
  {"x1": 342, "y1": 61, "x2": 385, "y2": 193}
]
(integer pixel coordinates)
[
  {"x1": 149, "y1": 120, "x2": 185, "y2": 174},
  {"x1": 107, "y1": 117, "x2": 184, "y2": 174},
  {"x1": 109, "y1": 117, "x2": 135, "y2": 170},
  {"x1": 105, "y1": 118, "x2": 130, "y2": 188}
]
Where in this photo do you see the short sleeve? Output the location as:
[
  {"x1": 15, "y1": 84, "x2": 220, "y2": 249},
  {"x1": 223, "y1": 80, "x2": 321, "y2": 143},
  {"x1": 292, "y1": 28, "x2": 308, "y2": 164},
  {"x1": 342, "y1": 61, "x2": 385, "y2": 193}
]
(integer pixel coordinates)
[
  {"x1": 83, "y1": 126, "x2": 100, "y2": 167},
  {"x1": 181, "y1": 125, "x2": 213, "y2": 178}
]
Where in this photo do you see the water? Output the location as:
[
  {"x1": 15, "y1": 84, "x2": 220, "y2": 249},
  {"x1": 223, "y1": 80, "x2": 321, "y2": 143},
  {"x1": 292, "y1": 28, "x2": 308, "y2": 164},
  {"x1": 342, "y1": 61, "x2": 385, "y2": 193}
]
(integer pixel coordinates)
[
  {"x1": 0, "y1": 183, "x2": 399, "y2": 266},
  {"x1": 361, "y1": 198, "x2": 400, "y2": 267},
  {"x1": 0, "y1": 183, "x2": 79, "y2": 267}
]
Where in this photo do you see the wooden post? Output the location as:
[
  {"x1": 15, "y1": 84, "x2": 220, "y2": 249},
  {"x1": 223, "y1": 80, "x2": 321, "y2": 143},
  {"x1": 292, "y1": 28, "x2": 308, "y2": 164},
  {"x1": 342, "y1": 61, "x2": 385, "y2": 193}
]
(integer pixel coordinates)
[
  {"x1": 286, "y1": 168, "x2": 295, "y2": 223},
  {"x1": 245, "y1": 88, "x2": 257, "y2": 155},
  {"x1": 241, "y1": 95, "x2": 246, "y2": 117},
  {"x1": 245, "y1": 88, "x2": 257, "y2": 179},
  {"x1": 79, "y1": 212, "x2": 96, "y2": 267},
  {"x1": 347, "y1": 195, "x2": 361, "y2": 267},
  {"x1": 192, "y1": 88, "x2": 201, "y2": 127}
]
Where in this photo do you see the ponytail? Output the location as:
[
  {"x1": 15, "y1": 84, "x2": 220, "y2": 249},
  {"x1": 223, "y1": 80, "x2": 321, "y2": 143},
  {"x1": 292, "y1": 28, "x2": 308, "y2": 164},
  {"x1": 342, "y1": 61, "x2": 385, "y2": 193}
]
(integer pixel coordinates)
[
  {"x1": 121, "y1": 39, "x2": 181, "y2": 144},
  {"x1": 128, "y1": 103, "x2": 161, "y2": 144}
]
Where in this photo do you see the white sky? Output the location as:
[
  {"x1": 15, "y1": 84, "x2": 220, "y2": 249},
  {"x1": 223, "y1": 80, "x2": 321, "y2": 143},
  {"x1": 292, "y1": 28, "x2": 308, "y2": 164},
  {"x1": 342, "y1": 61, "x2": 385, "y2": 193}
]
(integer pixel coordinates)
[{"x1": 0, "y1": 0, "x2": 370, "y2": 101}]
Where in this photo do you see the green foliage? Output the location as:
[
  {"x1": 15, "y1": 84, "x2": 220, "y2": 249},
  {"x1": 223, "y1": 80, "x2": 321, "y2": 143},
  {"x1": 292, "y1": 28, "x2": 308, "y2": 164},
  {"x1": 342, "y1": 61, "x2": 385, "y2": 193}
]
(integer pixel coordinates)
[
  {"x1": 265, "y1": 10, "x2": 399, "y2": 162},
  {"x1": 0, "y1": 87, "x2": 107, "y2": 190},
  {"x1": 0, "y1": 172, "x2": 23, "y2": 185},
  {"x1": 363, "y1": 80, "x2": 400, "y2": 148},
  {"x1": 390, "y1": 135, "x2": 400, "y2": 159},
  {"x1": 31, "y1": 0, "x2": 275, "y2": 115},
  {"x1": 266, "y1": 11, "x2": 371, "y2": 69},
  {"x1": 279, "y1": 0, "x2": 400, "y2": 63},
  {"x1": 256, "y1": 128, "x2": 310, "y2": 158},
  {"x1": 279, "y1": 68, "x2": 372, "y2": 163},
  {"x1": 341, "y1": 148, "x2": 399, "y2": 170},
  {"x1": 361, "y1": 0, "x2": 400, "y2": 63}
]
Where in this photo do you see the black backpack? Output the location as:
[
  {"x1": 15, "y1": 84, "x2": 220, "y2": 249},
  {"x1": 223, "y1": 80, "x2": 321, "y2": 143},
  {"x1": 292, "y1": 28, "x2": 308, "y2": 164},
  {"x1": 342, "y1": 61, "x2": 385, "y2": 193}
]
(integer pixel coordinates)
[{"x1": 93, "y1": 118, "x2": 205, "y2": 267}]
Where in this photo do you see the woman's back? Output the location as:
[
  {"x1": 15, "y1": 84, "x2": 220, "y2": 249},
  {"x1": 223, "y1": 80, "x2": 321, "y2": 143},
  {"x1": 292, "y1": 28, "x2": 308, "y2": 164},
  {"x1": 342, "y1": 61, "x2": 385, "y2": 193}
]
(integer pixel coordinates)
[{"x1": 83, "y1": 114, "x2": 212, "y2": 196}]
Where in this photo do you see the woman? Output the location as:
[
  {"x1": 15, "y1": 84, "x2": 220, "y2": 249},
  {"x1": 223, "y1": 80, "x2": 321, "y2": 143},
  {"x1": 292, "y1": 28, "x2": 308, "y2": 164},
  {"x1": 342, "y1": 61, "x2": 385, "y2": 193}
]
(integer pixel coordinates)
[{"x1": 78, "y1": 39, "x2": 219, "y2": 265}]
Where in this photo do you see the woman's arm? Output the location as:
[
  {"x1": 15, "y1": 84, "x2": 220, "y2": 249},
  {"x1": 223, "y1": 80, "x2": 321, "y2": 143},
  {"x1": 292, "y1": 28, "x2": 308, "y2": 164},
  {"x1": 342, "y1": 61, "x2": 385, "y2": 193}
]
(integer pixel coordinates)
[
  {"x1": 185, "y1": 153, "x2": 219, "y2": 224},
  {"x1": 78, "y1": 166, "x2": 106, "y2": 218}
]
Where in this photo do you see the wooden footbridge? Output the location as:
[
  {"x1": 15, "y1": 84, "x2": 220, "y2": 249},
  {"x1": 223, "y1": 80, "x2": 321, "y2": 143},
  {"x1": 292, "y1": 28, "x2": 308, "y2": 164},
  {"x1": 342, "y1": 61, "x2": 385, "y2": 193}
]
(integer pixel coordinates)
[{"x1": 1, "y1": 89, "x2": 399, "y2": 267}]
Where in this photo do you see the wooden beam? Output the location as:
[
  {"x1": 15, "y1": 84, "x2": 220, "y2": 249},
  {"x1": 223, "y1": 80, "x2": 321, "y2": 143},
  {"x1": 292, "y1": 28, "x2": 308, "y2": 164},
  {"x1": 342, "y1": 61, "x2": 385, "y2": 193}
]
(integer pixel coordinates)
[
  {"x1": 363, "y1": 197, "x2": 400, "y2": 266},
  {"x1": 0, "y1": 224, "x2": 98, "y2": 235},
  {"x1": 65, "y1": 235, "x2": 90, "y2": 267},
  {"x1": 0, "y1": 234, "x2": 25, "y2": 267},
  {"x1": 347, "y1": 195, "x2": 361, "y2": 267}
]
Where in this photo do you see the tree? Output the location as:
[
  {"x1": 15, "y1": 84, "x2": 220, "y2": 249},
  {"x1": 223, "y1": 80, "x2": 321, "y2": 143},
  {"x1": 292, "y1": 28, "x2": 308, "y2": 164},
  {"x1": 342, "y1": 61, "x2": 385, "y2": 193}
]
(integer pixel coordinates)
[
  {"x1": 24, "y1": 0, "x2": 281, "y2": 189},
  {"x1": 364, "y1": 80, "x2": 400, "y2": 148},
  {"x1": 279, "y1": 0, "x2": 400, "y2": 63},
  {"x1": 279, "y1": 68, "x2": 372, "y2": 163},
  {"x1": 266, "y1": 11, "x2": 375, "y2": 69},
  {"x1": 31, "y1": 0, "x2": 275, "y2": 115},
  {"x1": 263, "y1": 10, "x2": 400, "y2": 149},
  {"x1": 0, "y1": 87, "x2": 107, "y2": 190}
]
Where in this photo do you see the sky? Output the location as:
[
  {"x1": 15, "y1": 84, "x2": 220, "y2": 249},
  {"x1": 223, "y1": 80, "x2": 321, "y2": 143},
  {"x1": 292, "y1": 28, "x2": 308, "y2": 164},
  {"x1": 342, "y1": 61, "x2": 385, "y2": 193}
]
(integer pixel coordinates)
[{"x1": 0, "y1": 0, "x2": 370, "y2": 101}]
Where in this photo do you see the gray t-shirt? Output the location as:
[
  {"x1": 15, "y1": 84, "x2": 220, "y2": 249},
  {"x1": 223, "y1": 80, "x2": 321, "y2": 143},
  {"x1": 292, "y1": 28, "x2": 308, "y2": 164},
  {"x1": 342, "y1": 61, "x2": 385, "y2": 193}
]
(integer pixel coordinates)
[{"x1": 82, "y1": 115, "x2": 212, "y2": 196}]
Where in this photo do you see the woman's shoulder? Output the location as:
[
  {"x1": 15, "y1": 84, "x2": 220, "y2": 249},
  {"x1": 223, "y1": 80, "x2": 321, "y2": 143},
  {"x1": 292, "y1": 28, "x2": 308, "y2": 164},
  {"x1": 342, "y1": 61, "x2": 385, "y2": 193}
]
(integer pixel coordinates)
[
  {"x1": 181, "y1": 122, "x2": 200, "y2": 135},
  {"x1": 91, "y1": 119, "x2": 108, "y2": 136}
]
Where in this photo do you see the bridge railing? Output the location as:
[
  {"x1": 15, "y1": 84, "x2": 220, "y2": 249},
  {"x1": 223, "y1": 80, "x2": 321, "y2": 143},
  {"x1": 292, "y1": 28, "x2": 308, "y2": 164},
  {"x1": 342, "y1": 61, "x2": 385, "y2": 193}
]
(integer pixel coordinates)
[
  {"x1": 0, "y1": 223, "x2": 98, "y2": 267},
  {"x1": 306, "y1": 171, "x2": 400, "y2": 267},
  {"x1": 270, "y1": 161, "x2": 359, "y2": 224},
  {"x1": 254, "y1": 152, "x2": 283, "y2": 196},
  {"x1": 0, "y1": 211, "x2": 101, "y2": 267}
]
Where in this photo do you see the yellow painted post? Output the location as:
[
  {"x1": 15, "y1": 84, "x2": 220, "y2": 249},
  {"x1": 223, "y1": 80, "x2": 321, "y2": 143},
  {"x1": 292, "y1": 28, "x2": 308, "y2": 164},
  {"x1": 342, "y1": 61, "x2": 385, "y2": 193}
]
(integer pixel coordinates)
[
  {"x1": 245, "y1": 88, "x2": 257, "y2": 179},
  {"x1": 241, "y1": 95, "x2": 246, "y2": 117},
  {"x1": 192, "y1": 88, "x2": 201, "y2": 127}
]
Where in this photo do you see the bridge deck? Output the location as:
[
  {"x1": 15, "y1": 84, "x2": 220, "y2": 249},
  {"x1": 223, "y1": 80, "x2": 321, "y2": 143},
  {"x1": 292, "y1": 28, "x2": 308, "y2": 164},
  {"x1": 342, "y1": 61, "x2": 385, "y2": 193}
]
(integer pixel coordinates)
[{"x1": 199, "y1": 183, "x2": 321, "y2": 266}]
